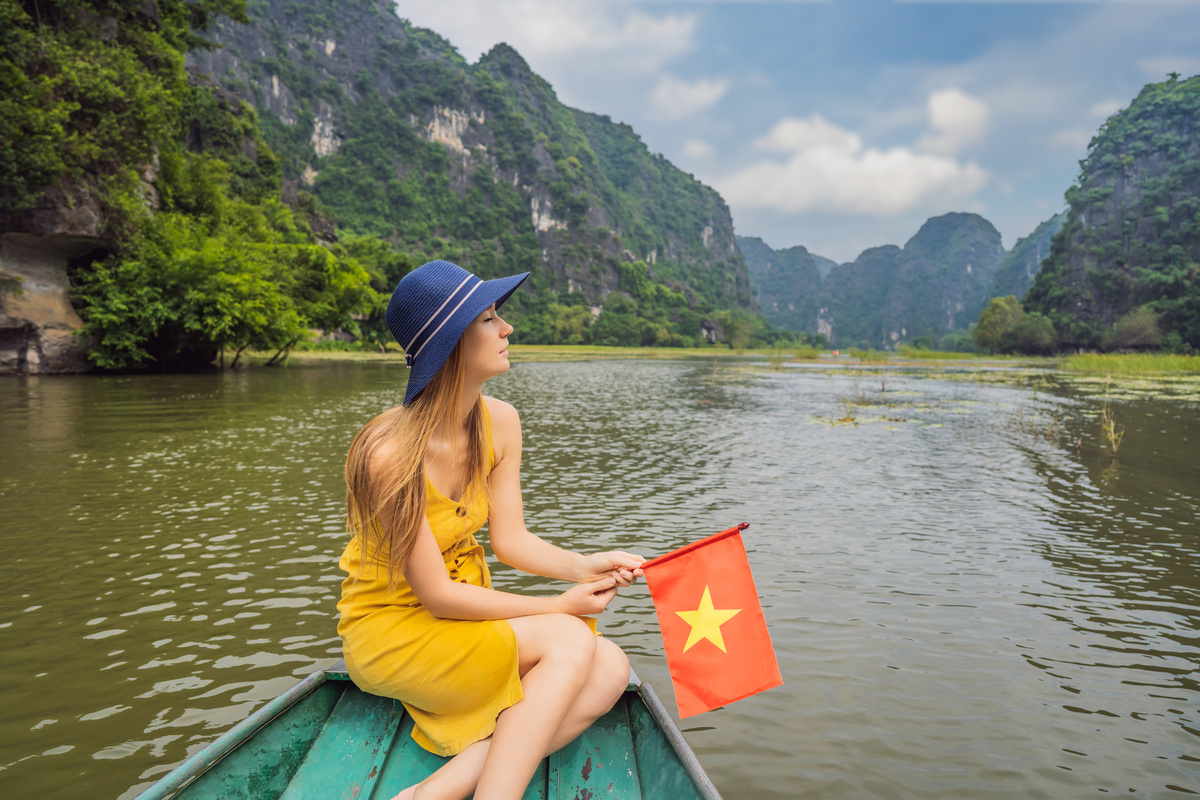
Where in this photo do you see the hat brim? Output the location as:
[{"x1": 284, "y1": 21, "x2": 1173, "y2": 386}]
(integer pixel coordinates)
[{"x1": 402, "y1": 271, "x2": 529, "y2": 405}]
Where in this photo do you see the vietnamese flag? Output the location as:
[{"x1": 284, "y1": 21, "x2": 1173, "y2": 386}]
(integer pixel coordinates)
[{"x1": 641, "y1": 523, "x2": 783, "y2": 718}]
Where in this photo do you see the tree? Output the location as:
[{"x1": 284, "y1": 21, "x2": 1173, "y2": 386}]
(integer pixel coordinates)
[
  {"x1": 1104, "y1": 305, "x2": 1163, "y2": 351},
  {"x1": 973, "y1": 295, "x2": 1025, "y2": 354},
  {"x1": 1013, "y1": 312, "x2": 1057, "y2": 355}
]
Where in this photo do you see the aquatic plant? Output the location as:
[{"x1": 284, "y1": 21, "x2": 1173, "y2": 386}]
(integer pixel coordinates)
[{"x1": 1100, "y1": 404, "x2": 1124, "y2": 458}]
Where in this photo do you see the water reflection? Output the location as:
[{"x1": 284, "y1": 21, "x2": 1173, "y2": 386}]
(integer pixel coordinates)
[{"x1": 0, "y1": 360, "x2": 1197, "y2": 799}]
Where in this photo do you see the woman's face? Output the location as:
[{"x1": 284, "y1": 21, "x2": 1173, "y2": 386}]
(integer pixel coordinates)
[{"x1": 461, "y1": 303, "x2": 514, "y2": 380}]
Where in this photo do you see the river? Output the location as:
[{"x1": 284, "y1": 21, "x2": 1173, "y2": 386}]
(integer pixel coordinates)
[{"x1": 0, "y1": 358, "x2": 1197, "y2": 798}]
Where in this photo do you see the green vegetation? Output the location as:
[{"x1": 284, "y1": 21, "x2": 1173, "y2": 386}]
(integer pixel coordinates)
[
  {"x1": 1025, "y1": 74, "x2": 1200, "y2": 351},
  {"x1": 897, "y1": 346, "x2": 983, "y2": 360},
  {"x1": 849, "y1": 348, "x2": 889, "y2": 363},
  {"x1": 987, "y1": 212, "x2": 1066, "y2": 300},
  {"x1": 3, "y1": 0, "x2": 381, "y2": 369},
  {"x1": 737, "y1": 236, "x2": 825, "y2": 333},
  {"x1": 72, "y1": 194, "x2": 376, "y2": 369},
  {"x1": 204, "y1": 2, "x2": 761, "y2": 352},
  {"x1": 1, "y1": 0, "x2": 248, "y2": 220},
  {"x1": 4, "y1": 0, "x2": 782, "y2": 369},
  {"x1": 742, "y1": 214, "x2": 1003, "y2": 350},
  {"x1": 973, "y1": 296, "x2": 1057, "y2": 355},
  {"x1": 1059, "y1": 352, "x2": 1200, "y2": 374}
]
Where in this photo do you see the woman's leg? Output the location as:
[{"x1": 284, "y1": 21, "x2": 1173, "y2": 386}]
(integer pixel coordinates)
[{"x1": 409, "y1": 615, "x2": 630, "y2": 800}]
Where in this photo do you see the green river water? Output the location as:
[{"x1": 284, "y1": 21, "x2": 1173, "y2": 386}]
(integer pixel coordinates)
[{"x1": 0, "y1": 358, "x2": 1197, "y2": 798}]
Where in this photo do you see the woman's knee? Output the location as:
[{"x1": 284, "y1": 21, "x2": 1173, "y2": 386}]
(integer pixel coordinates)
[{"x1": 583, "y1": 639, "x2": 630, "y2": 715}]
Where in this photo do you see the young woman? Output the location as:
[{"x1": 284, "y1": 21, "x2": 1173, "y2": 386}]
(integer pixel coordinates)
[{"x1": 338, "y1": 260, "x2": 645, "y2": 800}]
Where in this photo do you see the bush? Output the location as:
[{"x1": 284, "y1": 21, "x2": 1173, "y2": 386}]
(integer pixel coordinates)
[
  {"x1": 1103, "y1": 305, "x2": 1163, "y2": 351},
  {"x1": 1013, "y1": 312, "x2": 1057, "y2": 355},
  {"x1": 938, "y1": 329, "x2": 977, "y2": 353}
]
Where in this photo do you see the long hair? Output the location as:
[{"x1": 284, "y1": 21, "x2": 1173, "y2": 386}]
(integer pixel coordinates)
[{"x1": 344, "y1": 340, "x2": 490, "y2": 586}]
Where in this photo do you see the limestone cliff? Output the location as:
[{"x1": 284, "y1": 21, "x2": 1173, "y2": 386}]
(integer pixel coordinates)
[
  {"x1": 0, "y1": 186, "x2": 106, "y2": 374},
  {"x1": 741, "y1": 213, "x2": 1005, "y2": 348},
  {"x1": 1026, "y1": 75, "x2": 1200, "y2": 349},
  {"x1": 187, "y1": 0, "x2": 754, "y2": 312}
]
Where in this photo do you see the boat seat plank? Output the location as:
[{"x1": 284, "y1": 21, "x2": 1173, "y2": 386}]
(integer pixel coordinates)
[
  {"x1": 276, "y1": 686, "x2": 404, "y2": 800},
  {"x1": 175, "y1": 681, "x2": 343, "y2": 800},
  {"x1": 367, "y1": 711, "x2": 447, "y2": 799},
  {"x1": 548, "y1": 695, "x2": 643, "y2": 800},
  {"x1": 368, "y1": 708, "x2": 549, "y2": 800},
  {"x1": 628, "y1": 695, "x2": 706, "y2": 800}
]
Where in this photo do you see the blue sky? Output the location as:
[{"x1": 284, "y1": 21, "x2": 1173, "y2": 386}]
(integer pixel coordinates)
[{"x1": 395, "y1": 1, "x2": 1200, "y2": 262}]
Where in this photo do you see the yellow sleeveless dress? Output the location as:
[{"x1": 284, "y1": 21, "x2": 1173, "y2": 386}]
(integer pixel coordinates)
[{"x1": 336, "y1": 404, "x2": 523, "y2": 757}]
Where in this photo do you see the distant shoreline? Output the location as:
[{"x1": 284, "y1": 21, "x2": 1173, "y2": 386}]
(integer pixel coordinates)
[{"x1": 231, "y1": 346, "x2": 1199, "y2": 377}]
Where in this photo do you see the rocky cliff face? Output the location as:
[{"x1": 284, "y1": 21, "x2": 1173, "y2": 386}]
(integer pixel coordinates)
[
  {"x1": 988, "y1": 212, "x2": 1067, "y2": 301},
  {"x1": 0, "y1": 186, "x2": 105, "y2": 374},
  {"x1": 738, "y1": 236, "x2": 825, "y2": 332},
  {"x1": 743, "y1": 212, "x2": 1005, "y2": 348},
  {"x1": 187, "y1": 0, "x2": 754, "y2": 311},
  {"x1": 1026, "y1": 75, "x2": 1200, "y2": 349},
  {"x1": 879, "y1": 212, "x2": 1005, "y2": 341}
]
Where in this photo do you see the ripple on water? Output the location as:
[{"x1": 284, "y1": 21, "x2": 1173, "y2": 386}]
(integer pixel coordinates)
[{"x1": 0, "y1": 362, "x2": 1198, "y2": 799}]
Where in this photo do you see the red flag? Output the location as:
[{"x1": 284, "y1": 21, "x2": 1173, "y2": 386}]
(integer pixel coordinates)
[{"x1": 642, "y1": 523, "x2": 783, "y2": 718}]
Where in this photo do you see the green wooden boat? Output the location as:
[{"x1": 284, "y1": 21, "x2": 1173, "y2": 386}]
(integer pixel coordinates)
[{"x1": 134, "y1": 661, "x2": 721, "y2": 800}]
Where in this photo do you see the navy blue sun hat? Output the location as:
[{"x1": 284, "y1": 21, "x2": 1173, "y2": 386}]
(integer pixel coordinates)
[{"x1": 386, "y1": 260, "x2": 529, "y2": 405}]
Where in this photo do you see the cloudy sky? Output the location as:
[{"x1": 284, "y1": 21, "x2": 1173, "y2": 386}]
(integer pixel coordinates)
[{"x1": 394, "y1": 0, "x2": 1200, "y2": 263}]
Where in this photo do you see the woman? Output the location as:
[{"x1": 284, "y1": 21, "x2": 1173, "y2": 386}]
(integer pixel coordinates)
[{"x1": 338, "y1": 260, "x2": 644, "y2": 800}]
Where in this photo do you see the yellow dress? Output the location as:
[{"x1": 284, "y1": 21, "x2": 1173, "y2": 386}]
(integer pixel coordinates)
[{"x1": 337, "y1": 404, "x2": 523, "y2": 757}]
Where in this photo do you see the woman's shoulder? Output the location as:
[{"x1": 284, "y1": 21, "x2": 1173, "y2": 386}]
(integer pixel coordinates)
[
  {"x1": 482, "y1": 395, "x2": 519, "y2": 425},
  {"x1": 482, "y1": 396, "x2": 520, "y2": 454}
]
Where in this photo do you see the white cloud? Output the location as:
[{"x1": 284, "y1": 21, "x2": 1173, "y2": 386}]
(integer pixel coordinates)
[
  {"x1": 753, "y1": 114, "x2": 860, "y2": 153},
  {"x1": 394, "y1": 0, "x2": 697, "y2": 72},
  {"x1": 918, "y1": 87, "x2": 989, "y2": 154},
  {"x1": 1089, "y1": 99, "x2": 1124, "y2": 118},
  {"x1": 719, "y1": 114, "x2": 988, "y2": 217},
  {"x1": 649, "y1": 75, "x2": 730, "y2": 120},
  {"x1": 682, "y1": 138, "x2": 715, "y2": 159}
]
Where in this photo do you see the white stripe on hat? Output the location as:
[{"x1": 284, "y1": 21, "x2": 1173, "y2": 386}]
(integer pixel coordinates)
[
  {"x1": 412, "y1": 281, "x2": 483, "y2": 363},
  {"x1": 405, "y1": 275, "x2": 473, "y2": 354}
]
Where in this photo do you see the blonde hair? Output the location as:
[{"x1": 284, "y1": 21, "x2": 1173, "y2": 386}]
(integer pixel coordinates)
[{"x1": 344, "y1": 341, "x2": 490, "y2": 586}]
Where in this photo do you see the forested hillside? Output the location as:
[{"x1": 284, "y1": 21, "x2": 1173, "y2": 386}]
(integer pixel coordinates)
[
  {"x1": 743, "y1": 213, "x2": 1005, "y2": 349},
  {"x1": 189, "y1": 0, "x2": 756, "y2": 347},
  {"x1": 987, "y1": 212, "x2": 1066, "y2": 300},
  {"x1": 1025, "y1": 74, "x2": 1200, "y2": 351},
  {"x1": 738, "y1": 236, "x2": 826, "y2": 333},
  {"x1": 1, "y1": 0, "x2": 377, "y2": 370},
  {"x1": 1, "y1": 0, "x2": 763, "y2": 374}
]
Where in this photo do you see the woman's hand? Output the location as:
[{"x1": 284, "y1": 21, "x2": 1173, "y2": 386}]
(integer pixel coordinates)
[
  {"x1": 556, "y1": 577, "x2": 619, "y2": 616},
  {"x1": 578, "y1": 551, "x2": 646, "y2": 588}
]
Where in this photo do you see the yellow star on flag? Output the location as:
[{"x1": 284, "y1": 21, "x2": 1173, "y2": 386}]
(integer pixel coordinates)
[{"x1": 675, "y1": 585, "x2": 742, "y2": 653}]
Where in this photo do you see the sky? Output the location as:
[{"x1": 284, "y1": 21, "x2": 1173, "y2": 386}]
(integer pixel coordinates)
[{"x1": 393, "y1": 0, "x2": 1200, "y2": 263}]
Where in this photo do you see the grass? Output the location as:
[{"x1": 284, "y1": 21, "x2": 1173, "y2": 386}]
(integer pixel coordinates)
[
  {"x1": 848, "y1": 348, "x2": 890, "y2": 363},
  {"x1": 1059, "y1": 352, "x2": 1200, "y2": 375},
  {"x1": 896, "y1": 346, "x2": 981, "y2": 360}
]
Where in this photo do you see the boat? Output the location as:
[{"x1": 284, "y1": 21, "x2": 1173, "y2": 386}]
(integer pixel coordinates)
[{"x1": 134, "y1": 660, "x2": 721, "y2": 800}]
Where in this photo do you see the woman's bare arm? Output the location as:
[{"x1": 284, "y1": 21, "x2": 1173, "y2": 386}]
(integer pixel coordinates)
[
  {"x1": 485, "y1": 398, "x2": 643, "y2": 583},
  {"x1": 403, "y1": 517, "x2": 615, "y2": 620}
]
